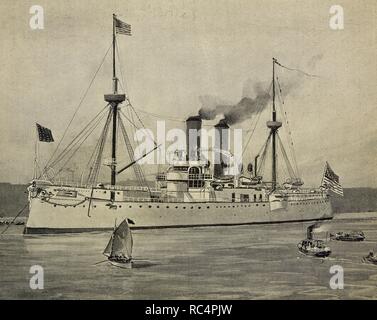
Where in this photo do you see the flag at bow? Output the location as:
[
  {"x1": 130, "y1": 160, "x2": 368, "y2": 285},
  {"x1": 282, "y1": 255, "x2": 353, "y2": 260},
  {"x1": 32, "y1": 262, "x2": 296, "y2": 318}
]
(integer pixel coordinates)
[
  {"x1": 114, "y1": 16, "x2": 131, "y2": 36},
  {"x1": 36, "y1": 123, "x2": 54, "y2": 143},
  {"x1": 321, "y1": 162, "x2": 343, "y2": 196}
]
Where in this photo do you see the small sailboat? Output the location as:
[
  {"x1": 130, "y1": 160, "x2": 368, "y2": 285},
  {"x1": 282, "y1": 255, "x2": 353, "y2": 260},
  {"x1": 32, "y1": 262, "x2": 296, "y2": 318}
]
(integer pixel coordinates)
[{"x1": 103, "y1": 218, "x2": 133, "y2": 269}]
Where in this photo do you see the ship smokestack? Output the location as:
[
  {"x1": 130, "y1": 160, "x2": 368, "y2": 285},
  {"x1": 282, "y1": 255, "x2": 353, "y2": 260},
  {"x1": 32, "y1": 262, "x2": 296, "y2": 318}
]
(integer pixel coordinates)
[
  {"x1": 214, "y1": 119, "x2": 230, "y2": 177},
  {"x1": 186, "y1": 116, "x2": 202, "y2": 161}
]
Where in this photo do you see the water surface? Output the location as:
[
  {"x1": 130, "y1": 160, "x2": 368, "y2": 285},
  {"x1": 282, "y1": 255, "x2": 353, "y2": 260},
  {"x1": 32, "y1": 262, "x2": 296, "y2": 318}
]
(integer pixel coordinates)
[{"x1": 1, "y1": 212, "x2": 377, "y2": 299}]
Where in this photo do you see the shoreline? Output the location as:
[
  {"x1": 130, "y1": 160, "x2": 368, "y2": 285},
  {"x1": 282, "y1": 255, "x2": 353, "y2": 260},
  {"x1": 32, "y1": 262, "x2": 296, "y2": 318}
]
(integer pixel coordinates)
[{"x1": 1, "y1": 212, "x2": 376, "y2": 227}]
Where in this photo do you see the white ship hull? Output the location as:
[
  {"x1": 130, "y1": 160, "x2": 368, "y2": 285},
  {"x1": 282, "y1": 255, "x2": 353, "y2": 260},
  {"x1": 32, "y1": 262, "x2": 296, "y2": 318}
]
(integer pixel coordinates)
[{"x1": 25, "y1": 190, "x2": 333, "y2": 234}]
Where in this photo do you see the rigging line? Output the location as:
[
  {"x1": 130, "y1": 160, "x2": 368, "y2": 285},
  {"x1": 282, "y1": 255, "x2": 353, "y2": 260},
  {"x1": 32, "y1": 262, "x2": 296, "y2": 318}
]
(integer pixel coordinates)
[
  {"x1": 54, "y1": 112, "x2": 107, "y2": 180},
  {"x1": 43, "y1": 42, "x2": 113, "y2": 172},
  {"x1": 277, "y1": 133, "x2": 296, "y2": 179},
  {"x1": 275, "y1": 85, "x2": 300, "y2": 178},
  {"x1": 275, "y1": 60, "x2": 320, "y2": 78},
  {"x1": 53, "y1": 110, "x2": 109, "y2": 178},
  {"x1": 127, "y1": 106, "x2": 158, "y2": 179},
  {"x1": 119, "y1": 109, "x2": 141, "y2": 131},
  {"x1": 88, "y1": 109, "x2": 113, "y2": 185},
  {"x1": 242, "y1": 80, "x2": 273, "y2": 156},
  {"x1": 90, "y1": 114, "x2": 112, "y2": 184},
  {"x1": 85, "y1": 126, "x2": 104, "y2": 182},
  {"x1": 119, "y1": 109, "x2": 156, "y2": 148},
  {"x1": 275, "y1": 77, "x2": 297, "y2": 171},
  {"x1": 256, "y1": 133, "x2": 272, "y2": 177},
  {"x1": 115, "y1": 40, "x2": 128, "y2": 96},
  {"x1": 0, "y1": 203, "x2": 28, "y2": 235},
  {"x1": 129, "y1": 103, "x2": 157, "y2": 146},
  {"x1": 118, "y1": 114, "x2": 149, "y2": 191},
  {"x1": 48, "y1": 105, "x2": 109, "y2": 168},
  {"x1": 86, "y1": 109, "x2": 112, "y2": 184},
  {"x1": 128, "y1": 105, "x2": 137, "y2": 137},
  {"x1": 276, "y1": 77, "x2": 284, "y2": 104},
  {"x1": 134, "y1": 108, "x2": 185, "y2": 123},
  {"x1": 47, "y1": 105, "x2": 109, "y2": 169},
  {"x1": 242, "y1": 107, "x2": 262, "y2": 157}
]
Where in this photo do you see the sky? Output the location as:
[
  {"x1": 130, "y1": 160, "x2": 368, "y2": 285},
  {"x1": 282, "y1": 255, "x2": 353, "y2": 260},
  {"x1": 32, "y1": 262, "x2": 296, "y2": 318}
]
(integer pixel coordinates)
[{"x1": 0, "y1": 0, "x2": 376, "y2": 187}]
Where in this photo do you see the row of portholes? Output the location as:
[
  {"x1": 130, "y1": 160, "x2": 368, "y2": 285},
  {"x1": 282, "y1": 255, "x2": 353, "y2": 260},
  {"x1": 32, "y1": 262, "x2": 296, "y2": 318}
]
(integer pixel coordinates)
[
  {"x1": 129, "y1": 205, "x2": 212, "y2": 210},
  {"x1": 53, "y1": 204, "x2": 266, "y2": 209},
  {"x1": 53, "y1": 201, "x2": 326, "y2": 209},
  {"x1": 52, "y1": 204, "x2": 124, "y2": 209},
  {"x1": 290, "y1": 201, "x2": 327, "y2": 205},
  {"x1": 217, "y1": 204, "x2": 266, "y2": 208}
]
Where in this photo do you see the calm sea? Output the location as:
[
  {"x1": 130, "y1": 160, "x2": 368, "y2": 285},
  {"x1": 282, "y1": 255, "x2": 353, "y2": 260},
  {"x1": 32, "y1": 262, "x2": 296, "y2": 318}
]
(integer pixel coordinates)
[{"x1": 1, "y1": 212, "x2": 377, "y2": 299}]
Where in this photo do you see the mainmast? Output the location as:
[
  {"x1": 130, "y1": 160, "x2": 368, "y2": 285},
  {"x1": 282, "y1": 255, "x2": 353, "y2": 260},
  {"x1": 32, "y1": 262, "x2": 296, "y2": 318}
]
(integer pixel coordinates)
[
  {"x1": 267, "y1": 58, "x2": 282, "y2": 190},
  {"x1": 105, "y1": 14, "x2": 126, "y2": 199}
]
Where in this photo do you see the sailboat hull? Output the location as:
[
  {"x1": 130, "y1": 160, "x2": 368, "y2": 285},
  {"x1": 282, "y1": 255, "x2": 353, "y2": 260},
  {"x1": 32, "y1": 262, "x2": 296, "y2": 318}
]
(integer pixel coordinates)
[
  {"x1": 25, "y1": 190, "x2": 333, "y2": 234},
  {"x1": 109, "y1": 260, "x2": 132, "y2": 269}
]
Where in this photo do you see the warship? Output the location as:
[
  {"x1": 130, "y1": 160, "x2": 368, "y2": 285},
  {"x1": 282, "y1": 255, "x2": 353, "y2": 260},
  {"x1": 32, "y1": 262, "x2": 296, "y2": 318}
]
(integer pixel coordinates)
[{"x1": 25, "y1": 15, "x2": 341, "y2": 234}]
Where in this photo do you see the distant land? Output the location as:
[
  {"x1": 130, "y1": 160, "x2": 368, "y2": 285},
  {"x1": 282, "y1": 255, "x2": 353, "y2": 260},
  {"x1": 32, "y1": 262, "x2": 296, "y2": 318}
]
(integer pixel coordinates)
[{"x1": 0, "y1": 183, "x2": 376, "y2": 217}]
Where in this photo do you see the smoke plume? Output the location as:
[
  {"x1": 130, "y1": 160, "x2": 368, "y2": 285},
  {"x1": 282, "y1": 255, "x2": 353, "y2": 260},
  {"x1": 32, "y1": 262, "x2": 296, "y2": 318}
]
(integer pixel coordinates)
[{"x1": 198, "y1": 82, "x2": 271, "y2": 126}]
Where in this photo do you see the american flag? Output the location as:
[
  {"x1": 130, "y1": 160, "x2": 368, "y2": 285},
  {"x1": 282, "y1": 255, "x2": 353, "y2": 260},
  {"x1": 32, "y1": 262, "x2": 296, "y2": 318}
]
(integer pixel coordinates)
[
  {"x1": 36, "y1": 123, "x2": 54, "y2": 143},
  {"x1": 321, "y1": 162, "x2": 343, "y2": 196},
  {"x1": 114, "y1": 17, "x2": 131, "y2": 36}
]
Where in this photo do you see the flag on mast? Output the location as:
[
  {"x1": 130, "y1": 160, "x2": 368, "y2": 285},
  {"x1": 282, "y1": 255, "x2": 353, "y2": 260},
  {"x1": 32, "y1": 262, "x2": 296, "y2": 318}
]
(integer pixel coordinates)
[
  {"x1": 114, "y1": 17, "x2": 131, "y2": 36},
  {"x1": 36, "y1": 123, "x2": 54, "y2": 142},
  {"x1": 321, "y1": 162, "x2": 343, "y2": 196}
]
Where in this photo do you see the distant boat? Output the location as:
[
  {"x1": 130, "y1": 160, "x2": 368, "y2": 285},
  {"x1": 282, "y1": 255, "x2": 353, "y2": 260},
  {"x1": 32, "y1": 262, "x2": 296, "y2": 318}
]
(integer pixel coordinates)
[
  {"x1": 298, "y1": 223, "x2": 331, "y2": 257},
  {"x1": 363, "y1": 251, "x2": 377, "y2": 265},
  {"x1": 297, "y1": 239, "x2": 331, "y2": 258},
  {"x1": 330, "y1": 231, "x2": 365, "y2": 241},
  {"x1": 103, "y1": 218, "x2": 133, "y2": 269}
]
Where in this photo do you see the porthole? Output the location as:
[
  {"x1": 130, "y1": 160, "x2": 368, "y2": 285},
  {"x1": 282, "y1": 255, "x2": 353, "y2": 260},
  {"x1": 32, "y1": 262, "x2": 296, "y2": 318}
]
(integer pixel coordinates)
[
  {"x1": 83, "y1": 205, "x2": 85, "y2": 208},
  {"x1": 119, "y1": 205, "x2": 122, "y2": 208},
  {"x1": 175, "y1": 206, "x2": 178, "y2": 209},
  {"x1": 117, "y1": 192, "x2": 120, "y2": 195},
  {"x1": 129, "y1": 206, "x2": 132, "y2": 208},
  {"x1": 149, "y1": 205, "x2": 152, "y2": 208},
  {"x1": 166, "y1": 206, "x2": 169, "y2": 209},
  {"x1": 183, "y1": 207, "x2": 186, "y2": 209},
  {"x1": 207, "y1": 206, "x2": 210, "y2": 209},
  {"x1": 157, "y1": 206, "x2": 160, "y2": 208},
  {"x1": 190, "y1": 206, "x2": 194, "y2": 209},
  {"x1": 139, "y1": 205, "x2": 142, "y2": 208},
  {"x1": 54, "y1": 204, "x2": 56, "y2": 207}
]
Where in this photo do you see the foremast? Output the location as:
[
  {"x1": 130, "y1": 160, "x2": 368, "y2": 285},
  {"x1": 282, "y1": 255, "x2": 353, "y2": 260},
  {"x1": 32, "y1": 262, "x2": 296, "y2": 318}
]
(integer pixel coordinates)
[{"x1": 105, "y1": 14, "x2": 126, "y2": 199}]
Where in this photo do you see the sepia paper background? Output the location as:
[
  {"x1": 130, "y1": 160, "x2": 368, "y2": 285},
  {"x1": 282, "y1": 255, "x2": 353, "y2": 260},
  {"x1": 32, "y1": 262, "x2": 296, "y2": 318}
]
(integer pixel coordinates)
[{"x1": 0, "y1": 0, "x2": 376, "y2": 188}]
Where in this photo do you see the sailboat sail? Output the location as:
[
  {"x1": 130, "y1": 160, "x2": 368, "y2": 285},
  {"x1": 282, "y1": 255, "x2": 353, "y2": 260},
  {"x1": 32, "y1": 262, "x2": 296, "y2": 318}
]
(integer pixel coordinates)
[
  {"x1": 108, "y1": 219, "x2": 133, "y2": 259},
  {"x1": 103, "y1": 234, "x2": 114, "y2": 257}
]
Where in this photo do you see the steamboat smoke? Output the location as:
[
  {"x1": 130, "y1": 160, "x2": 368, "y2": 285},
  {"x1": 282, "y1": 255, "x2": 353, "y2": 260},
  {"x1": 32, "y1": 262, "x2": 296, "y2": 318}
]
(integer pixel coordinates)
[{"x1": 198, "y1": 82, "x2": 271, "y2": 126}]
